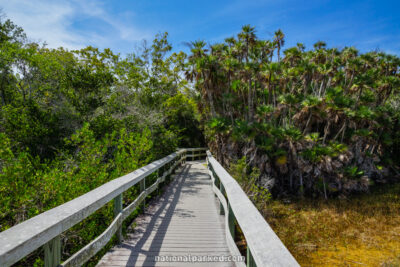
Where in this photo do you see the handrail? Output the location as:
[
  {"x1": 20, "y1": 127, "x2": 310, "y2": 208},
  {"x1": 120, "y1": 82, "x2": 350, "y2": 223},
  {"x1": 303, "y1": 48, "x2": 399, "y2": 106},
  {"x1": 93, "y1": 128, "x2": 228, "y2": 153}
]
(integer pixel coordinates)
[
  {"x1": 0, "y1": 148, "x2": 207, "y2": 267},
  {"x1": 206, "y1": 151, "x2": 299, "y2": 267}
]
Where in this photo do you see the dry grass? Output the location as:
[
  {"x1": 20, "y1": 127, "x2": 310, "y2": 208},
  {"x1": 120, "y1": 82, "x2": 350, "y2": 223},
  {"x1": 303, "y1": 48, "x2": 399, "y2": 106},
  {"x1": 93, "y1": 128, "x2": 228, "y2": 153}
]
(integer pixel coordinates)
[{"x1": 264, "y1": 184, "x2": 400, "y2": 266}]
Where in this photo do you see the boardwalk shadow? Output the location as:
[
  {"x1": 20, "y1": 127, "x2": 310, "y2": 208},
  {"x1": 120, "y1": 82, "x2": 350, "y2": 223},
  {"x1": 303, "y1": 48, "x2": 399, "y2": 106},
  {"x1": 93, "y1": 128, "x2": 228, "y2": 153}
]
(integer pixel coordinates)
[{"x1": 118, "y1": 161, "x2": 206, "y2": 266}]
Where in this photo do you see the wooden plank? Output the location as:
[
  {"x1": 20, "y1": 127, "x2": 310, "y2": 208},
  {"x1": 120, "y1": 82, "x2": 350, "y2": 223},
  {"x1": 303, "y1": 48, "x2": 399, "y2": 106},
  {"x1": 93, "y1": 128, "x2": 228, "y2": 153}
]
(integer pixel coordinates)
[
  {"x1": 99, "y1": 260, "x2": 233, "y2": 267},
  {"x1": 127, "y1": 233, "x2": 225, "y2": 238},
  {"x1": 101, "y1": 257, "x2": 235, "y2": 264},
  {"x1": 207, "y1": 151, "x2": 299, "y2": 267},
  {"x1": 119, "y1": 244, "x2": 230, "y2": 249},
  {"x1": 101, "y1": 254, "x2": 234, "y2": 260},
  {"x1": 101, "y1": 254, "x2": 232, "y2": 261},
  {"x1": 107, "y1": 247, "x2": 231, "y2": 253},
  {"x1": 126, "y1": 237, "x2": 226, "y2": 242},
  {"x1": 101, "y1": 251, "x2": 231, "y2": 257},
  {"x1": 128, "y1": 239, "x2": 228, "y2": 244}
]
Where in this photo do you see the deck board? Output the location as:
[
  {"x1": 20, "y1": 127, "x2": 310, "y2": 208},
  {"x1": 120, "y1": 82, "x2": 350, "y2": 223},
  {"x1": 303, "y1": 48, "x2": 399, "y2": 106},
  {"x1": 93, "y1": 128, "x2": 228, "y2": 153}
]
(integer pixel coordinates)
[{"x1": 97, "y1": 161, "x2": 236, "y2": 267}]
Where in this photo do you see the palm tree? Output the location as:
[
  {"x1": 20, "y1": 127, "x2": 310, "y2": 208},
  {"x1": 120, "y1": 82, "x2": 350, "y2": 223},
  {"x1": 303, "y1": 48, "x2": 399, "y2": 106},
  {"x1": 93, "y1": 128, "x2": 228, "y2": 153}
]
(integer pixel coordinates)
[
  {"x1": 296, "y1": 42, "x2": 305, "y2": 52},
  {"x1": 186, "y1": 25, "x2": 400, "y2": 197},
  {"x1": 273, "y1": 29, "x2": 285, "y2": 62},
  {"x1": 185, "y1": 40, "x2": 218, "y2": 118},
  {"x1": 238, "y1": 25, "x2": 257, "y2": 122}
]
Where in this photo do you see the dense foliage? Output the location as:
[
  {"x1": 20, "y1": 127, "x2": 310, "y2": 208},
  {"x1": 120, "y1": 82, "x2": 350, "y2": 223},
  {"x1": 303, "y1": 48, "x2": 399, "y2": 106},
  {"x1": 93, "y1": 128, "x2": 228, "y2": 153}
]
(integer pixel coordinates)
[
  {"x1": 1, "y1": 13, "x2": 400, "y2": 266},
  {"x1": 0, "y1": 15, "x2": 202, "y2": 265},
  {"x1": 186, "y1": 25, "x2": 400, "y2": 197}
]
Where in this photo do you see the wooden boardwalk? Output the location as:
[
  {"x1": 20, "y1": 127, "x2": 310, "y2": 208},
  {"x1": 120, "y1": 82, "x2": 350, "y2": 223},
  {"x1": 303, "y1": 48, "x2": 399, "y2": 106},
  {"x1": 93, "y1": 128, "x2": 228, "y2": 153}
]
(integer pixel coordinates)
[
  {"x1": 0, "y1": 148, "x2": 298, "y2": 267},
  {"x1": 97, "y1": 161, "x2": 235, "y2": 267}
]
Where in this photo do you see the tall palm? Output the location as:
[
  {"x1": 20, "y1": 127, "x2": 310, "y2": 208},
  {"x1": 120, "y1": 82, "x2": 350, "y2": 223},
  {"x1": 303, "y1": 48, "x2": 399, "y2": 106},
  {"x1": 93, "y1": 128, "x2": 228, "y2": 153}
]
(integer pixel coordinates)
[
  {"x1": 274, "y1": 29, "x2": 285, "y2": 62},
  {"x1": 238, "y1": 25, "x2": 257, "y2": 121}
]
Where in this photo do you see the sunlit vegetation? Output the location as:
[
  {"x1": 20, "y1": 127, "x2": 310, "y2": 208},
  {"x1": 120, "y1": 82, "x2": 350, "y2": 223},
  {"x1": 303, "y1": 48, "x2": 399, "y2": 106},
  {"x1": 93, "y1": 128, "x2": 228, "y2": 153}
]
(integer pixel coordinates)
[
  {"x1": 194, "y1": 25, "x2": 400, "y2": 265},
  {"x1": 230, "y1": 159, "x2": 400, "y2": 266},
  {"x1": 186, "y1": 25, "x2": 400, "y2": 198},
  {"x1": 0, "y1": 15, "x2": 202, "y2": 265},
  {"x1": 266, "y1": 184, "x2": 400, "y2": 266},
  {"x1": 1, "y1": 11, "x2": 400, "y2": 266}
]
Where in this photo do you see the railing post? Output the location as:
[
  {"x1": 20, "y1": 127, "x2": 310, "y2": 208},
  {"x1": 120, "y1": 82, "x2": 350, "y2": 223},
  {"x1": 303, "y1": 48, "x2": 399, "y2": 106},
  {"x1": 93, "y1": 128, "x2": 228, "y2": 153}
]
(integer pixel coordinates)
[
  {"x1": 247, "y1": 246, "x2": 256, "y2": 267},
  {"x1": 228, "y1": 202, "x2": 235, "y2": 238},
  {"x1": 140, "y1": 177, "x2": 146, "y2": 212},
  {"x1": 44, "y1": 235, "x2": 61, "y2": 267},
  {"x1": 113, "y1": 193, "x2": 123, "y2": 243},
  {"x1": 168, "y1": 162, "x2": 171, "y2": 181},
  {"x1": 219, "y1": 182, "x2": 225, "y2": 215},
  {"x1": 166, "y1": 162, "x2": 170, "y2": 182},
  {"x1": 213, "y1": 170, "x2": 218, "y2": 189},
  {"x1": 157, "y1": 169, "x2": 160, "y2": 195},
  {"x1": 211, "y1": 167, "x2": 218, "y2": 197}
]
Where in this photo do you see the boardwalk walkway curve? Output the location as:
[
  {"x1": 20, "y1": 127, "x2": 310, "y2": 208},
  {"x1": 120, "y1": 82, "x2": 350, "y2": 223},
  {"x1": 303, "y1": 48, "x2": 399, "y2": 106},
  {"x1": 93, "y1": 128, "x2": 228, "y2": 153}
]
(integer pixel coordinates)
[{"x1": 0, "y1": 148, "x2": 299, "y2": 267}]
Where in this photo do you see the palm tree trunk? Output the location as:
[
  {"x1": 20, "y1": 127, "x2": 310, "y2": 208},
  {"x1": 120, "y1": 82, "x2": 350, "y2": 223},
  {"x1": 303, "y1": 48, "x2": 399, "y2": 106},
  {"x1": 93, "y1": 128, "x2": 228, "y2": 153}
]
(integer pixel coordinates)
[
  {"x1": 205, "y1": 81, "x2": 216, "y2": 117},
  {"x1": 267, "y1": 72, "x2": 272, "y2": 104},
  {"x1": 248, "y1": 78, "x2": 253, "y2": 121}
]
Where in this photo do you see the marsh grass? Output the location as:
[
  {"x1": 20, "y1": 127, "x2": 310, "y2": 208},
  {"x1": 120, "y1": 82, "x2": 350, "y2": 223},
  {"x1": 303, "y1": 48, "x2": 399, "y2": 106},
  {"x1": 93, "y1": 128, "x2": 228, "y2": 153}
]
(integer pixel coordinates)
[{"x1": 264, "y1": 184, "x2": 400, "y2": 266}]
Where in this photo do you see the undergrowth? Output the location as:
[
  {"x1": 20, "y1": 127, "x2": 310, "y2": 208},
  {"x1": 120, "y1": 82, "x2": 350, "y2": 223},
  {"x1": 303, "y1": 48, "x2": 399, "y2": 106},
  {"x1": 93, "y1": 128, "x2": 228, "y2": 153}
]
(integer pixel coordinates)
[
  {"x1": 230, "y1": 158, "x2": 400, "y2": 266},
  {"x1": 265, "y1": 183, "x2": 400, "y2": 266}
]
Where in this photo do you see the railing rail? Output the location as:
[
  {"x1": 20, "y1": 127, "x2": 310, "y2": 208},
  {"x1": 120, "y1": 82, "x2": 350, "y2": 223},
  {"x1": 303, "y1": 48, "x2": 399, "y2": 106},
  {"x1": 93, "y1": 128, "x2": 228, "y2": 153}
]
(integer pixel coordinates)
[
  {"x1": 206, "y1": 151, "x2": 299, "y2": 267},
  {"x1": 0, "y1": 148, "x2": 207, "y2": 267}
]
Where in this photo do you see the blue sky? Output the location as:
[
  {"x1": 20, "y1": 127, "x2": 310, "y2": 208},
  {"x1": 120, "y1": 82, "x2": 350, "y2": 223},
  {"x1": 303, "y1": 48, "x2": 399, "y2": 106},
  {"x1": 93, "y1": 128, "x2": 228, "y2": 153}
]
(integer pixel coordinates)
[{"x1": 1, "y1": 0, "x2": 399, "y2": 56}]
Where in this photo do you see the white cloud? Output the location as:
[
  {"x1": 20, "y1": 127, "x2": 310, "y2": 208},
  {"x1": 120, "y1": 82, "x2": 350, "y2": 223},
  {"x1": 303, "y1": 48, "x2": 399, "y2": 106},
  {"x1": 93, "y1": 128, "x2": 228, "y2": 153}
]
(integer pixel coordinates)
[{"x1": 0, "y1": 0, "x2": 151, "y2": 51}]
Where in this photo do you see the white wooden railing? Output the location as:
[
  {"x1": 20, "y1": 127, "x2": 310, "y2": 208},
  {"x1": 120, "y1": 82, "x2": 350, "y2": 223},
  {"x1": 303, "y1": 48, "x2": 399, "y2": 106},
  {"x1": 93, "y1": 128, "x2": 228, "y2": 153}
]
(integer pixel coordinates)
[{"x1": 207, "y1": 151, "x2": 299, "y2": 267}]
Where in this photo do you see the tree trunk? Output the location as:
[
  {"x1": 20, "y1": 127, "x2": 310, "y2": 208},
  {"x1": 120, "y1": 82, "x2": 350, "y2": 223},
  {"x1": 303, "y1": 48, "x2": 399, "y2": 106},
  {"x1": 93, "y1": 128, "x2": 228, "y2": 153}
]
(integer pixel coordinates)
[{"x1": 248, "y1": 78, "x2": 253, "y2": 122}]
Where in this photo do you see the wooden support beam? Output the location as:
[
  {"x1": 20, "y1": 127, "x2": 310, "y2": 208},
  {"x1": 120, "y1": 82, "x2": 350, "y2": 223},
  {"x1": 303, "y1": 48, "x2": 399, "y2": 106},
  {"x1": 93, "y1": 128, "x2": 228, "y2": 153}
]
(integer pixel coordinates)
[
  {"x1": 140, "y1": 178, "x2": 146, "y2": 212},
  {"x1": 228, "y1": 202, "x2": 235, "y2": 238},
  {"x1": 219, "y1": 182, "x2": 225, "y2": 215},
  {"x1": 44, "y1": 236, "x2": 61, "y2": 267},
  {"x1": 247, "y1": 246, "x2": 257, "y2": 267},
  {"x1": 113, "y1": 194, "x2": 123, "y2": 243}
]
